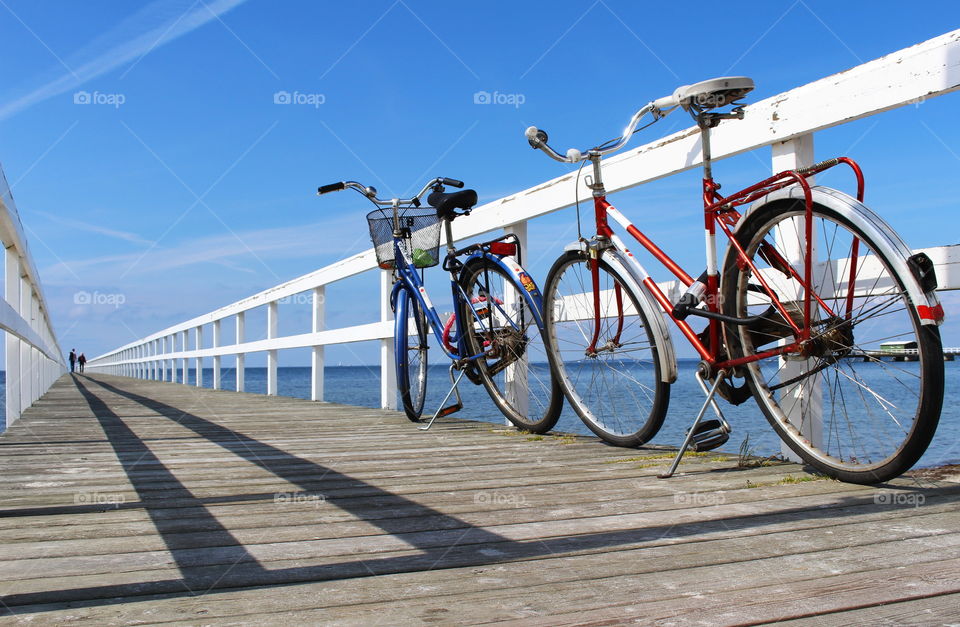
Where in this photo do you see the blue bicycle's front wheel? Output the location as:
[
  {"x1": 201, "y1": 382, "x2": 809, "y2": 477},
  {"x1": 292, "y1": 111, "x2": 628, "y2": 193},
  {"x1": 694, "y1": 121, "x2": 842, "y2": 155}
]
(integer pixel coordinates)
[
  {"x1": 396, "y1": 288, "x2": 429, "y2": 422},
  {"x1": 457, "y1": 258, "x2": 563, "y2": 433}
]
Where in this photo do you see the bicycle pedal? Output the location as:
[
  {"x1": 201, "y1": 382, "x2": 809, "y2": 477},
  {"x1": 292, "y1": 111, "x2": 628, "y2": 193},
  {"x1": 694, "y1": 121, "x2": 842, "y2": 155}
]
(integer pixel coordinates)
[
  {"x1": 437, "y1": 402, "x2": 463, "y2": 417},
  {"x1": 689, "y1": 419, "x2": 730, "y2": 452}
]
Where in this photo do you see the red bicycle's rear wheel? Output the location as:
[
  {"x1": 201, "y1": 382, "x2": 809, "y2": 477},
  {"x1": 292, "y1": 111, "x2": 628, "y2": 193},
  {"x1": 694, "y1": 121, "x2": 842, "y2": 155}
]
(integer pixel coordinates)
[{"x1": 722, "y1": 200, "x2": 943, "y2": 483}]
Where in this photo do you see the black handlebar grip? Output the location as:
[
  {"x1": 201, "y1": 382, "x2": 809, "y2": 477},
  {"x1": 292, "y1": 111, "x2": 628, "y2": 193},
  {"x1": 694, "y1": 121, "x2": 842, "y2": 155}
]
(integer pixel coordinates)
[
  {"x1": 441, "y1": 177, "x2": 464, "y2": 188},
  {"x1": 317, "y1": 182, "x2": 346, "y2": 195}
]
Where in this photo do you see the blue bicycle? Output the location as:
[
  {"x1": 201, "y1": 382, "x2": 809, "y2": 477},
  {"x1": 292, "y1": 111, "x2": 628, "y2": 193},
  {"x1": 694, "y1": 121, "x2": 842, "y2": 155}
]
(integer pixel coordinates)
[{"x1": 318, "y1": 176, "x2": 563, "y2": 431}]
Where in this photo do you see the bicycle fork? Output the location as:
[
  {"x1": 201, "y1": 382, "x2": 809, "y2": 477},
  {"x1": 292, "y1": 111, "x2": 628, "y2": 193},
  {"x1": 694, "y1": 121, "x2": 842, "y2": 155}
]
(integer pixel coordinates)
[{"x1": 586, "y1": 242, "x2": 625, "y2": 356}]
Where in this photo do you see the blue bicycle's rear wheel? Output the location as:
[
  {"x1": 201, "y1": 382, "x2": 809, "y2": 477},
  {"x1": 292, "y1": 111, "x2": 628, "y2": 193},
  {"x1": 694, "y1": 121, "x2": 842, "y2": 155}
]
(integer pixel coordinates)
[{"x1": 458, "y1": 258, "x2": 563, "y2": 433}]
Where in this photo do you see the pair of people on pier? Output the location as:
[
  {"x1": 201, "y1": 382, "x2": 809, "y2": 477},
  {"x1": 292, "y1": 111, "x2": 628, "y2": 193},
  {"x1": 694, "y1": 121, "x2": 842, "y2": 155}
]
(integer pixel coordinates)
[{"x1": 68, "y1": 350, "x2": 86, "y2": 373}]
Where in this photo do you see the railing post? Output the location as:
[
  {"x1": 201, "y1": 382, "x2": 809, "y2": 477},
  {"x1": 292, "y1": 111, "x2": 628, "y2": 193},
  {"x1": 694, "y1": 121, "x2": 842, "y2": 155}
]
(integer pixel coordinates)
[
  {"x1": 19, "y1": 275, "x2": 30, "y2": 412},
  {"x1": 195, "y1": 325, "x2": 203, "y2": 387},
  {"x1": 380, "y1": 271, "x2": 397, "y2": 410},
  {"x1": 29, "y1": 290, "x2": 38, "y2": 404},
  {"x1": 771, "y1": 134, "x2": 822, "y2": 462},
  {"x1": 212, "y1": 319, "x2": 221, "y2": 390},
  {"x1": 236, "y1": 311, "x2": 245, "y2": 392},
  {"x1": 503, "y1": 220, "x2": 529, "y2": 425},
  {"x1": 168, "y1": 335, "x2": 175, "y2": 382},
  {"x1": 148, "y1": 340, "x2": 155, "y2": 380},
  {"x1": 311, "y1": 287, "x2": 325, "y2": 401},
  {"x1": 180, "y1": 330, "x2": 189, "y2": 384},
  {"x1": 5, "y1": 247, "x2": 22, "y2": 428},
  {"x1": 267, "y1": 302, "x2": 278, "y2": 395}
]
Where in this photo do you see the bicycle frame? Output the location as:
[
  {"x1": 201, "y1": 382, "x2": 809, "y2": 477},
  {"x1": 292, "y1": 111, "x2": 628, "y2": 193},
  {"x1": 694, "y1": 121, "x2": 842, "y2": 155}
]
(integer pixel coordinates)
[
  {"x1": 588, "y1": 156, "x2": 868, "y2": 370},
  {"x1": 389, "y1": 231, "x2": 546, "y2": 365}
]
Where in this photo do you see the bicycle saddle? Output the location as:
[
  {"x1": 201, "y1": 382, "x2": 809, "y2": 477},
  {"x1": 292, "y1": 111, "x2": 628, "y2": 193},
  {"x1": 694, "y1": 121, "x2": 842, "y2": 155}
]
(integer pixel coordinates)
[
  {"x1": 428, "y1": 188, "x2": 478, "y2": 219},
  {"x1": 675, "y1": 76, "x2": 754, "y2": 110}
]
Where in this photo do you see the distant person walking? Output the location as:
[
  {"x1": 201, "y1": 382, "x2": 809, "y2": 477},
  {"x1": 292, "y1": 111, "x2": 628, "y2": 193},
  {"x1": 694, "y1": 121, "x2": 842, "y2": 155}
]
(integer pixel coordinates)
[
  {"x1": 69, "y1": 349, "x2": 77, "y2": 373},
  {"x1": 78, "y1": 353, "x2": 86, "y2": 373}
]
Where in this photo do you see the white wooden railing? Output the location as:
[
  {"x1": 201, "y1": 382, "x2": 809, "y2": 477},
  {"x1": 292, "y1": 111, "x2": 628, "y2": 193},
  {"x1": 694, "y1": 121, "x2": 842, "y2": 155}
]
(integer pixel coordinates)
[
  {"x1": 1, "y1": 165, "x2": 66, "y2": 429},
  {"x1": 88, "y1": 30, "x2": 960, "y2": 411}
]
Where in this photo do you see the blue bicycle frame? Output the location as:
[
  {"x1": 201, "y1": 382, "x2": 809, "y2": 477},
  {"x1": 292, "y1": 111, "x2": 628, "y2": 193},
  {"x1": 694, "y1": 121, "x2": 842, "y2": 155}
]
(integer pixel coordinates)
[{"x1": 389, "y1": 234, "x2": 546, "y2": 366}]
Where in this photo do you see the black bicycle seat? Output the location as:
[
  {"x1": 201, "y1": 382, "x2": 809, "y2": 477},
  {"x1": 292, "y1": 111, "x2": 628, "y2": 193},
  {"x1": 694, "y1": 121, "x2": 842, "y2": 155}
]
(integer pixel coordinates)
[{"x1": 428, "y1": 188, "x2": 478, "y2": 219}]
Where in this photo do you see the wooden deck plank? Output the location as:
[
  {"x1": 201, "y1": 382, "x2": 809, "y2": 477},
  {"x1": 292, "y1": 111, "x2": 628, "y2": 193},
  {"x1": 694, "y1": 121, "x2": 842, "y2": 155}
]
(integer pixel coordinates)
[{"x1": 0, "y1": 373, "x2": 957, "y2": 625}]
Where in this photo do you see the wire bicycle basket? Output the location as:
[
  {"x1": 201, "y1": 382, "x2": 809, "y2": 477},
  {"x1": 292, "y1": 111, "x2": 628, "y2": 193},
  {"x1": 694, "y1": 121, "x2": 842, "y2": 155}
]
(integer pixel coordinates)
[{"x1": 366, "y1": 207, "x2": 442, "y2": 269}]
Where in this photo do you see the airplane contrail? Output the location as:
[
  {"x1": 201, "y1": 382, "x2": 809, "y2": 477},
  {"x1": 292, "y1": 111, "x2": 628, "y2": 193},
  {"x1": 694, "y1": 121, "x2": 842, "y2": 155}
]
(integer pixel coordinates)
[{"x1": 0, "y1": 0, "x2": 250, "y2": 121}]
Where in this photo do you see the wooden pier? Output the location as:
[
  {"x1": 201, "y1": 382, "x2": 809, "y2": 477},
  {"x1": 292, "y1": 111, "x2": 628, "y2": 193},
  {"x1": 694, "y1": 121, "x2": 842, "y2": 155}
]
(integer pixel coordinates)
[{"x1": 1, "y1": 373, "x2": 959, "y2": 625}]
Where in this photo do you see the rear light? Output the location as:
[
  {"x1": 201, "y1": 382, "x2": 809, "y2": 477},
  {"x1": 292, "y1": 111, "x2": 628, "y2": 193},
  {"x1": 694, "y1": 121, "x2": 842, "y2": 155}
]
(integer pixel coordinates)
[
  {"x1": 488, "y1": 242, "x2": 517, "y2": 256},
  {"x1": 917, "y1": 303, "x2": 944, "y2": 324}
]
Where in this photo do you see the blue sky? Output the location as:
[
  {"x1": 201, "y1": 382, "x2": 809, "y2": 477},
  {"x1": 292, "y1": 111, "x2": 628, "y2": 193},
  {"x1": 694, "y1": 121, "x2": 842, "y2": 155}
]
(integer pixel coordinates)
[{"x1": 0, "y1": 1, "x2": 957, "y2": 365}]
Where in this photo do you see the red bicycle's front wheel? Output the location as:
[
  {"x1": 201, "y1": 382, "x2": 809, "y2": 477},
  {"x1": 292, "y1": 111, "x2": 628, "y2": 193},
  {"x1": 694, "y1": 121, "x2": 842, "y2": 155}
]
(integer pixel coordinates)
[{"x1": 543, "y1": 250, "x2": 670, "y2": 447}]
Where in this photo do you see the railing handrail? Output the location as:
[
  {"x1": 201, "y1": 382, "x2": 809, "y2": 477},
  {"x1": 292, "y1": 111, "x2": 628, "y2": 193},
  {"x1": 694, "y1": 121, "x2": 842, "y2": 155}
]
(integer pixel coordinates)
[
  {"x1": 0, "y1": 168, "x2": 63, "y2": 363},
  {"x1": 1, "y1": 162, "x2": 67, "y2": 429}
]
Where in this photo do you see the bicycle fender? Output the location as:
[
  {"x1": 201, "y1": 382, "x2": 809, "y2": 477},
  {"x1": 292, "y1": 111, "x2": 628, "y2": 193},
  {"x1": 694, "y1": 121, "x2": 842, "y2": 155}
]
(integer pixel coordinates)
[
  {"x1": 393, "y1": 285, "x2": 408, "y2": 362},
  {"x1": 462, "y1": 252, "x2": 546, "y2": 328},
  {"x1": 604, "y1": 248, "x2": 679, "y2": 384},
  {"x1": 735, "y1": 185, "x2": 943, "y2": 326},
  {"x1": 561, "y1": 241, "x2": 678, "y2": 384},
  {"x1": 389, "y1": 280, "x2": 406, "y2": 312}
]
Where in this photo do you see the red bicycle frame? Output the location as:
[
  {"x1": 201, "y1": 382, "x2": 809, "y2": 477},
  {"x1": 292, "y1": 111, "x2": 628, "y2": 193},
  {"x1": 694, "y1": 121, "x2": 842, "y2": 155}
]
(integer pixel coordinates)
[{"x1": 589, "y1": 157, "x2": 866, "y2": 370}]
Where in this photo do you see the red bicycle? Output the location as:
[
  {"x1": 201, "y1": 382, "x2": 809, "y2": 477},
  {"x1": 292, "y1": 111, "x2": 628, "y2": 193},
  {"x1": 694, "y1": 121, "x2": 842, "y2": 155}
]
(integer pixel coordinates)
[{"x1": 526, "y1": 77, "x2": 944, "y2": 483}]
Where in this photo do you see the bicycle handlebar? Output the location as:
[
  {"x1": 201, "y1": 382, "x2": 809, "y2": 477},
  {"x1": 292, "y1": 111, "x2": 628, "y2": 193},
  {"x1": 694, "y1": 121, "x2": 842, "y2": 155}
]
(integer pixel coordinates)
[
  {"x1": 525, "y1": 101, "x2": 662, "y2": 164},
  {"x1": 316, "y1": 176, "x2": 463, "y2": 206},
  {"x1": 525, "y1": 76, "x2": 753, "y2": 164}
]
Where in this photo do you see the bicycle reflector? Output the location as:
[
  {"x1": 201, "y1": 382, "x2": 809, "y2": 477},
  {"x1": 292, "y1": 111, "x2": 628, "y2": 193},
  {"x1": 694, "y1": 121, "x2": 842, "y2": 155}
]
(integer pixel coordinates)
[{"x1": 488, "y1": 242, "x2": 517, "y2": 256}]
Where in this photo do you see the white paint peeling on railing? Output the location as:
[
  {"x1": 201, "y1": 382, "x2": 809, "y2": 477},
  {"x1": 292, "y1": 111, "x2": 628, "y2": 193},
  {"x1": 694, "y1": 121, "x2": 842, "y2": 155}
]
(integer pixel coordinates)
[
  {"x1": 1, "y1": 164, "x2": 67, "y2": 429},
  {"x1": 88, "y1": 30, "x2": 960, "y2": 410}
]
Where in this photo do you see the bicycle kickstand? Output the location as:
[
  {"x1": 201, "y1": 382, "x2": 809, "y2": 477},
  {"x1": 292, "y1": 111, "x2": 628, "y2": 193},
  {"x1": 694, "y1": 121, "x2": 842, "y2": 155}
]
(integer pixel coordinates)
[
  {"x1": 419, "y1": 364, "x2": 466, "y2": 431},
  {"x1": 658, "y1": 366, "x2": 732, "y2": 479}
]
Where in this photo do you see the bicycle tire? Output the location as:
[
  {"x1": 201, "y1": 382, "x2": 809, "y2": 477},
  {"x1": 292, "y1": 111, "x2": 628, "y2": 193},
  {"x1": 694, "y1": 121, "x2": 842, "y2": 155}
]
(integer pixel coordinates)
[
  {"x1": 543, "y1": 249, "x2": 670, "y2": 446},
  {"x1": 457, "y1": 257, "x2": 563, "y2": 433},
  {"x1": 721, "y1": 200, "x2": 943, "y2": 483},
  {"x1": 396, "y1": 287, "x2": 429, "y2": 422}
]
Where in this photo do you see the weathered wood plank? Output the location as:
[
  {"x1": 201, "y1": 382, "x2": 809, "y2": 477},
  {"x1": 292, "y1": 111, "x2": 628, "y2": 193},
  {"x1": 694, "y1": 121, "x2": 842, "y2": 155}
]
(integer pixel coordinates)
[{"x1": 0, "y1": 373, "x2": 957, "y2": 625}]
